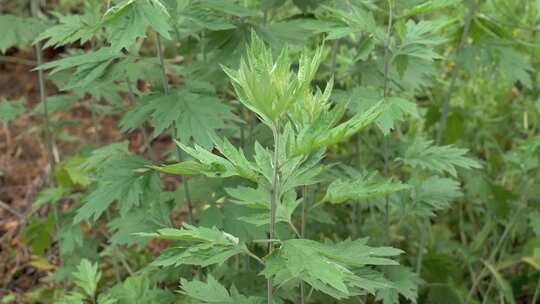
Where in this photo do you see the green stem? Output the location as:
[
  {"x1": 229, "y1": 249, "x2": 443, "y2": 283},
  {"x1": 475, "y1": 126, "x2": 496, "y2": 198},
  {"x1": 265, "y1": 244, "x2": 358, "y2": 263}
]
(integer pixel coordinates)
[
  {"x1": 532, "y1": 276, "x2": 540, "y2": 304},
  {"x1": 125, "y1": 77, "x2": 156, "y2": 160},
  {"x1": 465, "y1": 209, "x2": 522, "y2": 304},
  {"x1": 301, "y1": 187, "x2": 307, "y2": 238},
  {"x1": 436, "y1": 0, "x2": 476, "y2": 145},
  {"x1": 3, "y1": 122, "x2": 11, "y2": 149},
  {"x1": 32, "y1": 1, "x2": 62, "y2": 267},
  {"x1": 481, "y1": 281, "x2": 494, "y2": 304},
  {"x1": 415, "y1": 218, "x2": 428, "y2": 274},
  {"x1": 90, "y1": 107, "x2": 100, "y2": 145},
  {"x1": 268, "y1": 122, "x2": 281, "y2": 304},
  {"x1": 155, "y1": 34, "x2": 194, "y2": 225},
  {"x1": 245, "y1": 249, "x2": 265, "y2": 266},
  {"x1": 382, "y1": 0, "x2": 393, "y2": 242},
  {"x1": 330, "y1": 39, "x2": 339, "y2": 75},
  {"x1": 105, "y1": 210, "x2": 122, "y2": 283}
]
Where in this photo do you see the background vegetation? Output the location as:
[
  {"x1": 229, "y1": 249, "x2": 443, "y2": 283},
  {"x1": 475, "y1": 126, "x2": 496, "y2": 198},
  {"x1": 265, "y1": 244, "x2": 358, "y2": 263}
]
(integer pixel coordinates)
[{"x1": 0, "y1": 0, "x2": 539, "y2": 303}]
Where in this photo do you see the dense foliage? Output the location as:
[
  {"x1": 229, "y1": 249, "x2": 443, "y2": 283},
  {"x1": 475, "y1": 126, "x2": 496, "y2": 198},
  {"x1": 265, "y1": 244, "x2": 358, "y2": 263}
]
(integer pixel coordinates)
[{"x1": 1, "y1": 0, "x2": 539, "y2": 303}]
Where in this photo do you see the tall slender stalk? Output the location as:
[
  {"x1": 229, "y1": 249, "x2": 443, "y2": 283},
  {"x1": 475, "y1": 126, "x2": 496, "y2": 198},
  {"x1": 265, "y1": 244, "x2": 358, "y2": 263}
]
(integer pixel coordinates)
[
  {"x1": 268, "y1": 122, "x2": 281, "y2": 304},
  {"x1": 416, "y1": 2, "x2": 478, "y2": 276},
  {"x1": 436, "y1": 0, "x2": 477, "y2": 145},
  {"x1": 299, "y1": 186, "x2": 309, "y2": 304},
  {"x1": 532, "y1": 277, "x2": 540, "y2": 304},
  {"x1": 465, "y1": 208, "x2": 522, "y2": 304},
  {"x1": 125, "y1": 77, "x2": 156, "y2": 160},
  {"x1": 32, "y1": 0, "x2": 62, "y2": 266},
  {"x1": 330, "y1": 40, "x2": 339, "y2": 75},
  {"x1": 155, "y1": 34, "x2": 194, "y2": 224},
  {"x1": 381, "y1": 0, "x2": 394, "y2": 241},
  {"x1": 415, "y1": 218, "x2": 428, "y2": 274}
]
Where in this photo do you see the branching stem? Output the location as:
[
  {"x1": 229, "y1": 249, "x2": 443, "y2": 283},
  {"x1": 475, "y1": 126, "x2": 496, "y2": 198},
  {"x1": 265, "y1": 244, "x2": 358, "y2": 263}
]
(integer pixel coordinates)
[
  {"x1": 465, "y1": 208, "x2": 522, "y2": 303},
  {"x1": 268, "y1": 122, "x2": 281, "y2": 304},
  {"x1": 436, "y1": 0, "x2": 477, "y2": 145},
  {"x1": 155, "y1": 34, "x2": 194, "y2": 225},
  {"x1": 382, "y1": 0, "x2": 394, "y2": 242},
  {"x1": 32, "y1": 0, "x2": 62, "y2": 266}
]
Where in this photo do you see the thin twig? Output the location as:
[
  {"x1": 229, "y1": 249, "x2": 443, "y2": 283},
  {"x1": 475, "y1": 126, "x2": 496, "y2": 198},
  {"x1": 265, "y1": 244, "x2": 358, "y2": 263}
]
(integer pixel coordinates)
[
  {"x1": 0, "y1": 200, "x2": 24, "y2": 219},
  {"x1": 125, "y1": 77, "x2": 156, "y2": 160},
  {"x1": 436, "y1": 0, "x2": 477, "y2": 145},
  {"x1": 465, "y1": 208, "x2": 523, "y2": 304},
  {"x1": 532, "y1": 276, "x2": 540, "y2": 304},
  {"x1": 32, "y1": 0, "x2": 62, "y2": 267},
  {"x1": 155, "y1": 34, "x2": 195, "y2": 225},
  {"x1": 288, "y1": 221, "x2": 301, "y2": 239},
  {"x1": 382, "y1": 0, "x2": 394, "y2": 242},
  {"x1": 0, "y1": 55, "x2": 36, "y2": 66},
  {"x1": 245, "y1": 250, "x2": 265, "y2": 266},
  {"x1": 330, "y1": 40, "x2": 339, "y2": 75},
  {"x1": 268, "y1": 122, "x2": 281, "y2": 304},
  {"x1": 415, "y1": 218, "x2": 428, "y2": 274}
]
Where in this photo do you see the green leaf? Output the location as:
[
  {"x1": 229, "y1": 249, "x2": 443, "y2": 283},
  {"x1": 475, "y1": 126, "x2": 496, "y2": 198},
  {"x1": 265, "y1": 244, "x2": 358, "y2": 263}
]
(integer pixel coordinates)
[
  {"x1": 139, "y1": 225, "x2": 249, "y2": 268},
  {"x1": 34, "y1": 187, "x2": 71, "y2": 206},
  {"x1": 402, "y1": 0, "x2": 461, "y2": 17},
  {"x1": 202, "y1": 0, "x2": 257, "y2": 17},
  {"x1": 74, "y1": 155, "x2": 160, "y2": 223},
  {"x1": 107, "y1": 207, "x2": 167, "y2": 246},
  {"x1": 484, "y1": 262, "x2": 516, "y2": 304},
  {"x1": 529, "y1": 212, "x2": 540, "y2": 237},
  {"x1": 57, "y1": 292, "x2": 86, "y2": 304},
  {"x1": 393, "y1": 20, "x2": 446, "y2": 63},
  {"x1": 263, "y1": 239, "x2": 401, "y2": 300},
  {"x1": 235, "y1": 189, "x2": 301, "y2": 227},
  {"x1": 31, "y1": 95, "x2": 78, "y2": 116},
  {"x1": 180, "y1": 275, "x2": 230, "y2": 303},
  {"x1": 414, "y1": 177, "x2": 462, "y2": 213},
  {"x1": 36, "y1": 12, "x2": 100, "y2": 48},
  {"x1": 223, "y1": 32, "x2": 323, "y2": 124},
  {"x1": 376, "y1": 266, "x2": 420, "y2": 304},
  {"x1": 399, "y1": 137, "x2": 481, "y2": 177},
  {"x1": 0, "y1": 15, "x2": 46, "y2": 53},
  {"x1": 38, "y1": 48, "x2": 120, "y2": 90},
  {"x1": 124, "y1": 90, "x2": 238, "y2": 149},
  {"x1": 323, "y1": 174, "x2": 409, "y2": 204},
  {"x1": 376, "y1": 97, "x2": 419, "y2": 135},
  {"x1": 294, "y1": 100, "x2": 385, "y2": 156},
  {"x1": 153, "y1": 138, "x2": 257, "y2": 181},
  {"x1": 104, "y1": 0, "x2": 171, "y2": 51},
  {"x1": 0, "y1": 98, "x2": 25, "y2": 123},
  {"x1": 106, "y1": 275, "x2": 175, "y2": 304},
  {"x1": 73, "y1": 259, "x2": 101, "y2": 299},
  {"x1": 179, "y1": 276, "x2": 263, "y2": 304},
  {"x1": 496, "y1": 47, "x2": 533, "y2": 89}
]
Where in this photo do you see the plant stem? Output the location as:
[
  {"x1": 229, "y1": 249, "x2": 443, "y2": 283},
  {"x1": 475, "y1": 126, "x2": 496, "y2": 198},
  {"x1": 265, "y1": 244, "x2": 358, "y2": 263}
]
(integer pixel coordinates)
[
  {"x1": 32, "y1": 1, "x2": 62, "y2": 266},
  {"x1": 245, "y1": 249, "x2": 265, "y2": 266},
  {"x1": 436, "y1": 0, "x2": 476, "y2": 145},
  {"x1": 268, "y1": 122, "x2": 281, "y2": 304},
  {"x1": 125, "y1": 77, "x2": 156, "y2": 160},
  {"x1": 382, "y1": 0, "x2": 393, "y2": 242},
  {"x1": 481, "y1": 280, "x2": 495, "y2": 304},
  {"x1": 415, "y1": 218, "x2": 428, "y2": 274},
  {"x1": 0, "y1": 55, "x2": 36, "y2": 66},
  {"x1": 3, "y1": 122, "x2": 11, "y2": 149},
  {"x1": 155, "y1": 34, "x2": 194, "y2": 225},
  {"x1": 330, "y1": 39, "x2": 339, "y2": 75},
  {"x1": 465, "y1": 209, "x2": 522, "y2": 304},
  {"x1": 90, "y1": 107, "x2": 100, "y2": 145},
  {"x1": 532, "y1": 276, "x2": 540, "y2": 304},
  {"x1": 301, "y1": 187, "x2": 307, "y2": 238}
]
